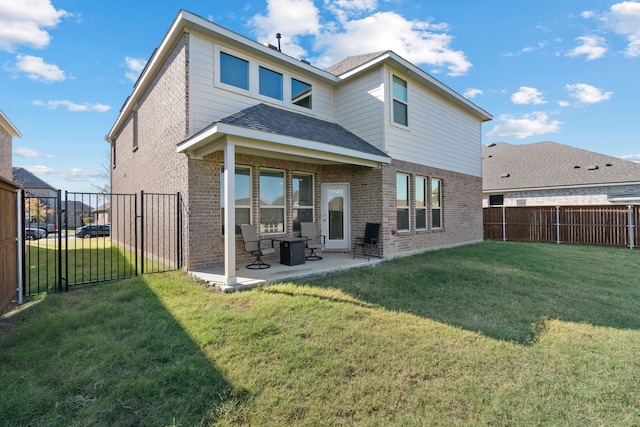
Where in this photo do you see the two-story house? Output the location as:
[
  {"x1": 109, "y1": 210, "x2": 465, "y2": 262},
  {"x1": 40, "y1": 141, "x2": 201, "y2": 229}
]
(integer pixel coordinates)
[{"x1": 106, "y1": 10, "x2": 492, "y2": 286}]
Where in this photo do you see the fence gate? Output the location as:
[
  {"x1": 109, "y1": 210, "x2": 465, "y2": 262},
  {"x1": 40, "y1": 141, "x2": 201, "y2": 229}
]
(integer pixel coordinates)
[{"x1": 22, "y1": 191, "x2": 183, "y2": 297}]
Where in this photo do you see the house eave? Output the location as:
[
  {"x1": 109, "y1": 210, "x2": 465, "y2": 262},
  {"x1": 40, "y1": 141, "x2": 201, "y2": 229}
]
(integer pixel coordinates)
[
  {"x1": 177, "y1": 122, "x2": 391, "y2": 168},
  {"x1": 0, "y1": 109, "x2": 21, "y2": 138}
]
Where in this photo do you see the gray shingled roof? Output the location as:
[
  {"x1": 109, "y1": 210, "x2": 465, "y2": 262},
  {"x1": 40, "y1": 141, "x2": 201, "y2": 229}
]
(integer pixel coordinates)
[
  {"x1": 483, "y1": 141, "x2": 640, "y2": 191},
  {"x1": 219, "y1": 103, "x2": 390, "y2": 158},
  {"x1": 326, "y1": 51, "x2": 388, "y2": 76},
  {"x1": 12, "y1": 167, "x2": 56, "y2": 190}
]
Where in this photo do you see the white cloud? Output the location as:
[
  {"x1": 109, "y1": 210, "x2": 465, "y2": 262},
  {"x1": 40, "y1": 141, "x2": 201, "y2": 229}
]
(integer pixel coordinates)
[
  {"x1": 566, "y1": 35, "x2": 607, "y2": 60},
  {"x1": 486, "y1": 112, "x2": 564, "y2": 140},
  {"x1": 13, "y1": 147, "x2": 54, "y2": 158},
  {"x1": 603, "y1": 1, "x2": 640, "y2": 57},
  {"x1": 621, "y1": 153, "x2": 640, "y2": 163},
  {"x1": 25, "y1": 165, "x2": 107, "y2": 182},
  {"x1": 511, "y1": 86, "x2": 546, "y2": 105},
  {"x1": 124, "y1": 56, "x2": 147, "y2": 82},
  {"x1": 249, "y1": 0, "x2": 472, "y2": 76},
  {"x1": 33, "y1": 99, "x2": 111, "y2": 112},
  {"x1": 557, "y1": 100, "x2": 571, "y2": 107},
  {"x1": 0, "y1": 0, "x2": 69, "y2": 52},
  {"x1": 565, "y1": 83, "x2": 613, "y2": 104},
  {"x1": 10, "y1": 54, "x2": 65, "y2": 82},
  {"x1": 463, "y1": 88, "x2": 483, "y2": 98},
  {"x1": 581, "y1": 10, "x2": 595, "y2": 19}
]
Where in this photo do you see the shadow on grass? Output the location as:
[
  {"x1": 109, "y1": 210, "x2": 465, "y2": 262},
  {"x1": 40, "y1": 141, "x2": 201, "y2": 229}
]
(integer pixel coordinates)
[
  {"x1": 0, "y1": 277, "x2": 245, "y2": 426},
  {"x1": 294, "y1": 241, "x2": 640, "y2": 344}
]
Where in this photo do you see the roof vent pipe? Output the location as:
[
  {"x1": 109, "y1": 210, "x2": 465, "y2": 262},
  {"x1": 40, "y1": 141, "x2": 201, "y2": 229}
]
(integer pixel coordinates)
[{"x1": 276, "y1": 33, "x2": 282, "y2": 52}]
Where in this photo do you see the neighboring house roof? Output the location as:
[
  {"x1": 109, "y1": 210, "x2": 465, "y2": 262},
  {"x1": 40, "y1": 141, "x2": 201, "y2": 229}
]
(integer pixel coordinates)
[
  {"x1": 0, "y1": 109, "x2": 21, "y2": 137},
  {"x1": 107, "y1": 9, "x2": 491, "y2": 143},
  {"x1": 65, "y1": 200, "x2": 93, "y2": 212},
  {"x1": 483, "y1": 141, "x2": 640, "y2": 192},
  {"x1": 12, "y1": 167, "x2": 57, "y2": 191},
  {"x1": 178, "y1": 103, "x2": 391, "y2": 167}
]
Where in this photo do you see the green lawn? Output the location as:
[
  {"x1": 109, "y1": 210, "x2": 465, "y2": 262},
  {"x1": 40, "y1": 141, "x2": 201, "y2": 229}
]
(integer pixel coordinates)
[{"x1": 1, "y1": 241, "x2": 639, "y2": 426}]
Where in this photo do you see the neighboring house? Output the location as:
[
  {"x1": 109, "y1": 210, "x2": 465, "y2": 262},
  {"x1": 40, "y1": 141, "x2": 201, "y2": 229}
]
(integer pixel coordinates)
[
  {"x1": 93, "y1": 202, "x2": 111, "y2": 225},
  {"x1": 0, "y1": 109, "x2": 21, "y2": 181},
  {"x1": 12, "y1": 167, "x2": 57, "y2": 200},
  {"x1": 65, "y1": 200, "x2": 94, "y2": 228},
  {"x1": 106, "y1": 10, "x2": 492, "y2": 285},
  {"x1": 483, "y1": 141, "x2": 640, "y2": 207}
]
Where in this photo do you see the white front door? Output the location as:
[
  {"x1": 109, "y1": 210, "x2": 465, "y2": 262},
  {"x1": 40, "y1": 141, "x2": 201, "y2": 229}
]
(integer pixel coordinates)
[{"x1": 322, "y1": 183, "x2": 350, "y2": 250}]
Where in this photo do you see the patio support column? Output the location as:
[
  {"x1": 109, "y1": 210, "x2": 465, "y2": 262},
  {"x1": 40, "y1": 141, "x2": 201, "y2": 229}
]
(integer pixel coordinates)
[{"x1": 224, "y1": 142, "x2": 237, "y2": 286}]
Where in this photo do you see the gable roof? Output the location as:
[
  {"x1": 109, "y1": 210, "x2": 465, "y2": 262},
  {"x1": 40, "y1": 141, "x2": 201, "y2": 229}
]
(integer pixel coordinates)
[
  {"x1": 178, "y1": 103, "x2": 391, "y2": 167},
  {"x1": 107, "y1": 10, "x2": 491, "y2": 142},
  {"x1": 12, "y1": 167, "x2": 56, "y2": 190},
  {"x1": 483, "y1": 141, "x2": 640, "y2": 192}
]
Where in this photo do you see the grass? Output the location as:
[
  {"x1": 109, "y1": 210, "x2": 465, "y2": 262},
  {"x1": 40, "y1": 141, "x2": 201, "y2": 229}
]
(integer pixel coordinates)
[{"x1": 2, "y1": 241, "x2": 640, "y2": 426}]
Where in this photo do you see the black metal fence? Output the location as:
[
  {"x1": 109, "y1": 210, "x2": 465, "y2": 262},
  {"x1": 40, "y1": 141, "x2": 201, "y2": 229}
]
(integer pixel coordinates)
[{"x1": 22, "y1": 191, "x2": 183, "y2": 297}]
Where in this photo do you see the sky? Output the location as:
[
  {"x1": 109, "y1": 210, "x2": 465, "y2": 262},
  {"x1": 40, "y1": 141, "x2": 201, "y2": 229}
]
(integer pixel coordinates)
[{"x1": 1, "y1": 0, "x2": 639, "y2": 193}]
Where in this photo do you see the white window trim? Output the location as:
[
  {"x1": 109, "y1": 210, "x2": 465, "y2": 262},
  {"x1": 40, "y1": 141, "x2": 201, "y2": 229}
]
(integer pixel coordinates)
[{"x1": 391, "y1": 73, "x2": 409, "y2": 129}]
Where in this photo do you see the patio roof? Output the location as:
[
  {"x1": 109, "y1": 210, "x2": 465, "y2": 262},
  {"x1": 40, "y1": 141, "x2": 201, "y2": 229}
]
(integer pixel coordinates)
[{"x1": 177, "y1": 103, "x2": 391, "y2": 168}]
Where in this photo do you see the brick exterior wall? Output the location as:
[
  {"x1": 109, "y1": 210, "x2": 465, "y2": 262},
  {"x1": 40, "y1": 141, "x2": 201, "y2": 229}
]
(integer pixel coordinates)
[
  {"x1": 0, "y1": 126, "x2": 11, "y2": 182},
  {"x1": 110, "y1": 33, "x2": 191, "y2": 263},
  {"x1": 185, "y1": 154, "x2": 482, "y2": 270},
  {"x1": 483, "y1": 184, "x2": 640, "y2": 207}
]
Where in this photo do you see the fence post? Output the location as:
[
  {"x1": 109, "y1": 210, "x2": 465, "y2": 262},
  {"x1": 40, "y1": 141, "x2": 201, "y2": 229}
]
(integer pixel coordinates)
[
  {"x1": 629, "y1": 205, "x2": 634, "y2": 250},
  {"x1": 57, "y1": 190, "x2": 63, "y2": 292},
  {"x1": 176, "y1": 192, "x2": 182, "y2": 269},
  {"x1": 502, "y1": 206, "x2": 506, "y2": 241},
  {"x1": 140, "y1": 191, "x2": 144, "y2": 275},
  {"x1": 556, "y1": 206, "x2": 561, "y2": 245},
  {"x1": 16, "y1": 189, "x2": 24, "y2": 305}
]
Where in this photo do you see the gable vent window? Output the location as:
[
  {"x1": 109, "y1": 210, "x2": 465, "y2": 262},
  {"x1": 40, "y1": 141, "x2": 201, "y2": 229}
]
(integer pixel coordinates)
[
  {"x1": 292, "y1": 78, "x2": 312, "y2": 109},
  {"x1": 392, "y1": 75, "x2": 408, "y2": 126}
]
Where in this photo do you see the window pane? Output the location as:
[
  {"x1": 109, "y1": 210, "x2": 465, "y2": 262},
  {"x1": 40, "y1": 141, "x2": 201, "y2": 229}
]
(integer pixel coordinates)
[
  {"x1": 432, "y1": 179, "x2": 441, "y2": 208},
  {"x1": 397, "y1": 209, "x2": 409, "y2": 231},
  {"x1": 416, "y1": 177, "x2": 426, "y2": 207},
  {"x1": 260, "y1": 208, "x2": 284, "y2": 233},
  {"x1": 416, "y1": 209, "x2": 426, "y2": 229},
  {"x1": 260, "y1": 170, "x2": 284, "y2": 207},
  {"x1": 259, "y1": 66, "x2": 283, "y2": 100},
  {"x1": 489, "y1": 195, "x2": 504, "y2": 206},
  {"x1": 221, "y1": 167, "x2": 251, "y2": 208},
  {"x1": 220, "y1": 52, "x2": 249, "y2": 90},
  {"x1": 293, "y1": 173, "x2": 313, "y2": 207},
  {"x1": 393, "y1": 100, "x2": 408, "y2": 126},
  {"x1": 393, "y1": 75, "x2": 407, "y2": 102},
  {"x1": 396, "y1": 174, "x2": 408, "y2": 207},
  {"x1": 292, "y1": 78, "x2": 312, "y2": 109},
  {"x1": 292, "y1": 208, "x2": 313, "y2": 232},
  {"x1": 432, "y1": 209, "x2": 441, "y2": 229}
]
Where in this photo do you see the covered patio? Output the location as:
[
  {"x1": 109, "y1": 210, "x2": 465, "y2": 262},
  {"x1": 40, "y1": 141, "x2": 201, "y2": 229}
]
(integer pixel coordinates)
[{"x1": 189, "y1": 251, "x2": 383, "y2": 292}]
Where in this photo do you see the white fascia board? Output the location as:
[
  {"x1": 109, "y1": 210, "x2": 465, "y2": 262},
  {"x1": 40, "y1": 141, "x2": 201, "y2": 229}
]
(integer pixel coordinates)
[
  {"x1": 0, "y1": 109, "x2": 21, "y2": 137},
  {"x1": 178, "y1": 122, "x2": 390, "y2": 167}
]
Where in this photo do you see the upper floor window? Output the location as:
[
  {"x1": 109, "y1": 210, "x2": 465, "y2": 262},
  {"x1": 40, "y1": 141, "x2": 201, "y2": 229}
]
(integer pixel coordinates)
[
  {"x1": 396, "y1": 173, "x2": 410, "y2": 231},
  {"x1": 259, "y1": 66, "x2": 283, "y2": 100},
  {"x1": 132, "y1": 111, "x2": 138, "y2": 151},
  {"x1": 489, "y1": 195, "x2": 504, "y2": 206},
  {"x1": 292, "y1": 78, "x2": 312, "y2": 109},
  {"x1": 432, "y1": 178, "x2": 442, "y2": 229},
  {"x1": 260, "y1": 169, "x2": 285, "y2": 234},
  {"x1": 220, "y1": 52, "x2": 249, "y2": 90},
  {"x1": 392, "y1": 75, "x2": 408, "y2": 126},
  {"x1": 416, "y1": 176, "x2": 427, "y2": 230},
  {"x1": 292, "y1": 173, "x2": 314, "y2": 232}
]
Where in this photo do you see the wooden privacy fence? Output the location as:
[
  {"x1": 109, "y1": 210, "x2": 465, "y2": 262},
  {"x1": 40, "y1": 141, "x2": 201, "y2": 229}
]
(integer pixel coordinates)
[
  {"x1": 484, "y1": 205, "x2": 640, "y2": 249},
  {"x1": 0, "y1": 178, "x2": 20, "y2": 314}
]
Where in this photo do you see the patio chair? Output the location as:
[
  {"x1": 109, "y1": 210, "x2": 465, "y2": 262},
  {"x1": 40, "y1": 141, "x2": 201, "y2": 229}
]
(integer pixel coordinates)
[
  {"x1": 240, "y1": 224, "x2": 275, "y2": 269},
  {"x1": 352, "y1": 222, "x2": 381, "y2": 260},
  {"x1": 300, "y1": 222, "x2": 325, "y2": 261}
]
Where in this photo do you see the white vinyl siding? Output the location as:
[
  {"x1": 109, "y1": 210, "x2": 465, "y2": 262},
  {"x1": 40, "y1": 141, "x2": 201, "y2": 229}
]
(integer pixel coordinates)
[
  {"x1": 384, "y1": 67, "x2": 483, "y2": 177},
  {"x1": 188, "y1": 32, "x2": 335, "y2": 135},
  {"x1": 335, "y1": 68, "x2": 385, "y2": 152}
]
